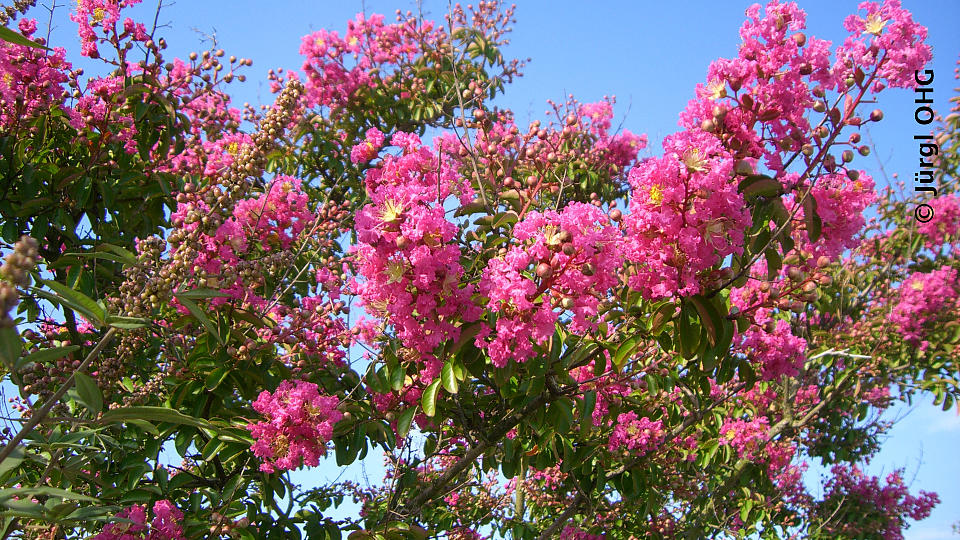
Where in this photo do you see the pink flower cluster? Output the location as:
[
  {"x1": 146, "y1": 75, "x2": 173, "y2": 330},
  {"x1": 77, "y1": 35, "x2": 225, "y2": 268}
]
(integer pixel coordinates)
[
  {"x1": 917, "y1": 194, "x2": 960, "y2": 248},
  {"x1": 817, "y1": 464, "x2": 939, "y2": 540},
  {"x1": 741, "y1": 319, "x2": 808, "y2": 379},
  {"x1": 460, "y1": 96, "x2": 645, "y2": 191},
  {"x1": 570, "y1": 357, "x2": 629, "y2": 427},
  {"x1": 684, "y1": 1, "x2": 831, "y2": 169},
  {"x1": 476, "y1": 202, "x2": 624, "y2": 367},
  {"x1": 350, "y1": 127, "x2": 386, "y2": 164},
  {"x1": 70, "y1": 75, "x2": 139, "y2": 154},
  {"x1": 247, "y1": 380, "x2": 342, "y2": 473},
  {"x1": 729, "y1": 261, "x2": 808, "y2": 378},
  {"x1": 171, "y1": 176, "x2": 315, "y2": 308},
  {"x1": 70, "y1": 0, "x2": 145, "y2": 58},
  {"x1": 835, "y1": 0, "x2": 932, "y2": 93},
  {"x1": 352, "y1": 132, "x2": 478, "y2": 369},
  {"x1": 888, "y1": 266, "x2": 960, "y2": 350},
  {"x1": 794, "y1": 171, "x2": 877, "y2": 260},
  {"x1": 607, "y1": 411, "x2": 664, "y2": 456},
  {"x1": 297, "y1": 13, "x2": 440, "y2": 113},
  {"x1": 92, "y1": 500, "x2": 185, "y2": 540},
  {"x1": 720, "y1": 416, "x2": 770, "y2": 460},
  {"x1": 0, "y1": 19, "x2": 70, "y2": 130},
  {"x1": 624, "y1": 129, "x2": 749, "y2": 299},
  {"x1": 166, "y1": 132, "x2": 254, "y2": 178},
  {"x1": 559, "y1": 527, "x2": 603, "y2": 540}
]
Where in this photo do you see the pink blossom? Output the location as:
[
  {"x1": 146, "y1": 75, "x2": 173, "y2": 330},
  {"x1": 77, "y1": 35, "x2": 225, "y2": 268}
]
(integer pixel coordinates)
[
  {"x1": 917, "y1": 194, "x2": 960, "y2": 248},
  {"x1": 888, "y1": 266, "x2": 960, "y2": 350},
  {"x1": 624, "y1": 129, "x2": 749, "y2": 299},
  {"x1": 608, "y1": 411, "x2": 664, "y2": 456},
  {"x1": 720, "y1": 416, "x2": 770, "y2": 460},
  {"x1": 92, "y1": 500, "x2": 185, "y2": 540},
  {"x1": 477, "y1": 203, "x2": 624, "y2": 366},
  {"x1": 247, "y1": 380, "x2": 342, "y2": 473}
]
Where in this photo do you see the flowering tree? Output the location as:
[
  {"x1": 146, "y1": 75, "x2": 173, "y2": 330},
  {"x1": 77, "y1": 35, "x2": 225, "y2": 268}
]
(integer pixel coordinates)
[{"x1": 0, "y1": 0, "x2": 956, "y2": 539}]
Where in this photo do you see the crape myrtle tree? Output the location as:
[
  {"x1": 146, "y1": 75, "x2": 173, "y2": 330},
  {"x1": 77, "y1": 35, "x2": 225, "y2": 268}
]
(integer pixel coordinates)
[{"x1": 0, "y1": 0, "x2": 956, "y2": 538}]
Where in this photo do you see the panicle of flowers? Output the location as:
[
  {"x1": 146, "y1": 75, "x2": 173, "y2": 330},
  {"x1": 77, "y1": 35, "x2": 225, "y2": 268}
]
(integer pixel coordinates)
[
  {"x1": 623, "y1": 129, "x2": 749, "y2": 299},
  {"x1": 570, "y1": 356, "x2": 630, "y2": 427},
  {"x1": 0, "y1": 235, "x2": 39, "y2": 328},
  {"x1": 291, "y1": 4, "x2": 519, "y2": 120},
  {"x1": 679, "y1": 0, "x2": 830, "y2": 172},
  {"x1": 0, "y1": 19, "x2": 70, "y2": 131},
  {"x1": 352, "y1": 132, "x2": 478, "y2": 374},
  {"x1": 607, "y1": 411, "x2": 665, "y2": 456},
  {"x1": 916, "y1": 194, "x2": 960, "y2": 249},
  {"x1": 559, "y1": 526, "x2": 603, "y2": 540},
  {"x1": 476, "y1": 202, "x2": 624, "y2": 367},
  {"x1": 166, "y1": 132, "x2": 255, "y2": 178},
  {"x1": 70, "y1": 0, "x2": 143, "y2": 58},
  {"x1": 69, "y1": 74, "x2": 139, "y2": 153},
  {"x1": 92, "y1": 500, "x2": 185, "y2": 540},
  {"x1": 888, "y1": 266, "x2": 960, "y2": 350},
  {"x1": 453, "y1": 97, "x2": 645, "y2": 204},
  {"x1": 740, "y1": 318, "x2": 807, "y2": 379},
  {"x1": 834, "y1": 0, "x2": 931, "y2": 93},
  {"x1": 350, "y1": 127, "x2": 386, "y2": 164},
  {"x1": 170, "y1": 176, "x2": 315, "y2": 307},
  {"x1": 815, "y1": 464, "x2": 939, "y2": 540},
  {"x1": 790, "y1": 170, "x2": 877, "y2": 260},
  {"x1": 720, "y1": 416, "x2": 770, "y2": 460},
  {"x1": 295, "y1": 12, "x2": 441, "y2": 114},
  {"x1": 247, "y1": 380, "x2": 342, "y2": 473}
]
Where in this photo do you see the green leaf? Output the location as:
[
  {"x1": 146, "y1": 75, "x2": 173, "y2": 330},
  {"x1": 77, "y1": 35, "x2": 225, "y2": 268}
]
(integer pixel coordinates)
[
  {"x1": 105, "y1": 315, "x2": 150, "y2": 329},
  {"x1": 739, "y1": 175, "x2": 782, "y2": 200},
  {"x1": 37, "y1": 279, "x2": 105, "y2": 325},
  {"x1": 613, "y1": 335, "x2": 641, "y2": 371},
  {"x1": 396, "y1": 407, "x2": 416, "y2": 439},
  {"x1": 803, "y1": 194, "x2": 822, "y2": 243},
  {"x1": 74, "y1": 372, "x2": 103, "y2": 416},
  {"x1": 764, "y1": 248, "x2": 782, "y2": 280},
  {"x1": 204, "y1": 366, "x2": 230, "y2": 390},
  {"x1": 0, "y1": 446, "x2": 25, "y2": 480},
  {"x1": 0, "y1": 26, "x2": 49, "y2": 49},
  {"x1": 174, "y1": 296, "x2": 223, "y2": 345},
  {"x1": 740, "y1": 500, "x2": 753, "y2": 523},
  {"x1": 421, "y1": 379, "x2": 442, "y2": 417},
  {"x1": 0, "y1": 487, "x2": 98, "y2": 503},
  {"x1": 174, "y1": 288, "x2": 232, "y2": 299},
  {"x1": 98, "y1": 244, "x2": 138, "y2": 265},
  {"x1": 689, "y1": 295, "x2": 720, "y2": 347},
  {"x1": 0, "y1": 327, "x2": 23, "y2": 371},
  {"x1": 677, "y1": 304, "x2": 700, "y2": 360},
  {"x1": 441, "y1": 361, "x2": 458, "y2": 394},
  {"x1": 100, "y1": 406, "x2": 216, "y2": 431},
  {"x1": 648, "y1": 303, "x2": 675, "y2": 335},
  {"x1": 22, "y1": 345, "x2": 80, "y2": 367},
  {"x1": 580, "y1": 390, "x2": 597, "y2": 435}
]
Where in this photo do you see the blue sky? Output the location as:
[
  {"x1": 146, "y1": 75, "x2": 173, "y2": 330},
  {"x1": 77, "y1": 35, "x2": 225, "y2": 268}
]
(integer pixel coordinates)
[{"x1": 23, "y1": 0, "x2": 960, "y2": 537}]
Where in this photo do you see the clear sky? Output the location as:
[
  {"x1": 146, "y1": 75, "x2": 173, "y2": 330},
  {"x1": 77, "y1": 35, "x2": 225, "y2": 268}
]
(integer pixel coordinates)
[{"x1": 23, "y1": 0, "x2": 960, "y2": 537}]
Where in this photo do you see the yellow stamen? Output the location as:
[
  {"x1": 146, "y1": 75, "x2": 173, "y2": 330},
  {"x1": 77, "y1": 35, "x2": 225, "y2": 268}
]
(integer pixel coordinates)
[
  {"x1": 380, "y1": 199, "x2": 405, "y2": 224},
  {"x1": 707, "y1": 80, "x2": 727, "y2": 101},
  {"x1": 863, "y1": 13, "x2": 887, "y2": 36},
  {"x1": 648, "y1": 185, "x2": 664, "y2": 205},
  {"x1": 385, "y1": 260, "x2": 406, "y2": 284},
  {"x1": 683, "y1": 148, "x2": 709, "y2": 173}
]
